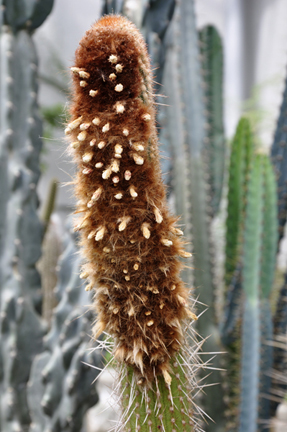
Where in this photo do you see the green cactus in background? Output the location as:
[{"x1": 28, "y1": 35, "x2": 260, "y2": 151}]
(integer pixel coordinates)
[
  {"x1": 239, "y1": 154, "x2": 264, "y2": 432},
  {"x1": 199, "y1": 25, "x2": 225, "y2": 216},
  {"x1": 161, "y1": 2, "x2": 226, "y2": 430},
  {"x1": 271, "y1": 272, "x2": 287, "y2": 416},
  {"x1": 225, "y1": 118, "x2": 253, "y2": 287},
  {"x1": 271, "y1": 74, "x2": 287, "y2": 244},
  {"x1": 221, "y1": 118, "x2": 278, "y2": 432},
  {"x1": 0, "y1": 1, "x2": 54, "y2": 429},
  {"x1": 27, "y1": 221, "x2": 102, "y2": 432},
  {"x1": 270, "y1": 70, "x2": 287, "y2": 418}
]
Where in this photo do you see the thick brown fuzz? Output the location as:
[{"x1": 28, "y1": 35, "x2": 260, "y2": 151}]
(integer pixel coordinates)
[{"x1": 67, "y1": 15, "x2": 196, "y2": 385}]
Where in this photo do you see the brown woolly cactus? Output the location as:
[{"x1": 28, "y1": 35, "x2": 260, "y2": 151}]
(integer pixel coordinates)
[{"x1": 67, "y1": 15, "x2": 196, "y2": 387}]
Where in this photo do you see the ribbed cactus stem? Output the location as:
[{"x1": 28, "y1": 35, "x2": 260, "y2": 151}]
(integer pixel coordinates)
[
  {"x1": 121, "y1": 355, "x2": 195, "y2": 432},
  {"x1": 199, "y1": 25, "x2": 225, "y2": 216},
  {"x1": 271, "y1": 71, "x2": 287, "y2": 243},
  {"x1": 258, "y1": 156, "x2": 278, "y2": 430},
  {"x1": 225, "y1": 118, "x2": 253, "y2": 287},
  {"x1": 239, "y1": 154, "x2": 264, "y2": 432}
]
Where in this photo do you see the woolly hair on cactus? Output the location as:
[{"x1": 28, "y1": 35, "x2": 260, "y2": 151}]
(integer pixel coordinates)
[{"x1": 66, "y1": 13, "x2": 199, "y2": 424}]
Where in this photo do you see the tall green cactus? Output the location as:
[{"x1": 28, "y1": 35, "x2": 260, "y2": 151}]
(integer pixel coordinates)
[
  {"x1": 270, "y1": 70, "x2": 287, "y2": 417},
  {"x1": 271, "y1": 73, "x2": 287, "y2": 244},
  {"x1": 239, "y1": 154, "x2": 264, "y2": 432},
  {"x1": 271, "y1": 272, "x2": 287, "y2": 416},
  {"x1": 225, "y1": 118, "x2": 253, "y2": 287},
  {"x1": 199, "y1": 25, "x2": 225, "y2": 216},
  {"x1": 221, "y1": 118, "x2": 278, "y2": 431},
  {"x1": 239, "y1": 153, "x2": 277, "y2": 432},
  {"x1": 258, "y1": 157, "x2": 278, "y2": 429},
  {"x1": 161, "y1": 2, "x2": 226, "y2": 430}
]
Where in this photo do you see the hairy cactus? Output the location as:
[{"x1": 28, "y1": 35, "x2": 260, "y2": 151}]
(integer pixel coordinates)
[
  {"x1": 67, "y1": 14, "x2": 199, "y2": 430},
  {"x1": 102, "y1": 1, "x2": 176, "y2": 94}
]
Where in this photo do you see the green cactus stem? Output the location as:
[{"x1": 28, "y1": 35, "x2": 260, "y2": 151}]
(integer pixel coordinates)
[
  {"x1": 271, "y1": 72, "x2": 287, "y2": 244},
  {"x1": 199, "y1": 25, "x2": 225, "y2": 216},
  {"x1": 258, "y1": 156, "x2": 277, "y2": 430},
  {"x1": 239, "y1": 154, "x2": 264, "y2": 432},
  {"x1": 120, "y1": 354, "x2": 197, "y2": 432},
  {"x1": 225, "y1": 118, "x2": 253, "y2": 287},
  {"x1": 271, "y1": 273, "x2": 287, "y2": 417}
]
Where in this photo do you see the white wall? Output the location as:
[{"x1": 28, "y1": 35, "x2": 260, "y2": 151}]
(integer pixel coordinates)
[{"x1": 195, "y1": 0, "x2": 287, "y2": 147}]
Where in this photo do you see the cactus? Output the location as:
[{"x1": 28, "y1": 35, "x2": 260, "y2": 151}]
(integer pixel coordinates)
[
  {"x1": 239, "y1": 154, "x2": 264, "y2": 432},
  {"x1": 270, "y1": 69, "x2": 287, "y2": 418},
  {"x1": 199, "y1": 25, "x2": 225, "y2": 216},
  {"x1": 27, "y1": 220, "x2": 102, "y2": 432},
  {"x1": 271, "y1": 272, "x2": 287, "y2": 417},
  {"x1": 271, "y1": 73, "x2": 287, "y2": 244},
  {"x1": 225, "y1": 118, "x2": 253, "y2": 287},
  {"x1": 0, "y1": 2, "x2": 54, "y2": 429},
  {"x1": 258, "y1": 157, "x2": 278, "y2": 429},
  {"x1": 67, "y1": 14, "x2": 200, "y2": 430},
  {"x1": 121, "y1": 356, "x2": 196, "y2": 432},
  {"x1": 160, "y1": 2, "x2": 226, "y2": 429},
  {"x1": 221, "y1": 119, "x2": 278, "y2": 431}
]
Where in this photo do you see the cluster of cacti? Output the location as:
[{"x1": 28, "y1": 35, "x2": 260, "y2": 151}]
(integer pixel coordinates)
[
  {"x1": 1, "y1": 0, "x2": 287, "y2": 431},
  {"x1": 67, "y1": 13, "x2": 201, "y2": 431}
]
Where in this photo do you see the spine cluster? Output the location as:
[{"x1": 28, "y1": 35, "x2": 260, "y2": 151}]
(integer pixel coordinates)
[{"x1": 67, "y1": 15, "x2": 196, "y2": 385}]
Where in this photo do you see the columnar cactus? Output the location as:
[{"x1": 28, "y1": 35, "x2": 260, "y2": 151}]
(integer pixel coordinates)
[
  {"x1": 159, "y1": 2, "x2": 226, "y2": 429},
  {"x1": 27, "y1": 221, "x2": 102, "y2": 432},
  {"x1": 67, "y1": 14, "x2": 199, "y2": 430},
  {"x1": 271, "y1": 72, "x2": 287, "y2": 243},
  {"x1": 199, "y1": 25, "x2": 225, "y2": 216},
  {"x1": 221, "y1": 118, "x2": 278, "y2": 432},
  {"x1": 0, "y1": 1, "x2": 54, "y2": 430}
]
